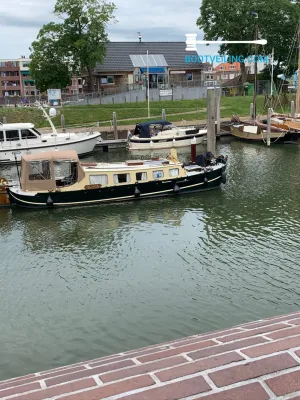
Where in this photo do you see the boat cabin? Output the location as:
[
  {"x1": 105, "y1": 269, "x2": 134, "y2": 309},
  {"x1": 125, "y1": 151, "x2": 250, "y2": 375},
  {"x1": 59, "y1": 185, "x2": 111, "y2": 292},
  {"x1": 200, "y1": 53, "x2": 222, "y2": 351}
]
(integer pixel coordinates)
[
  {"x1": 19, "y1": 149, "x2": 188, "y2": 193},
  {"x1": 133, "y1": 120, "x2": 175, "y2": 138},
  {"x1": 0, "y1": 123, "x2": 41, "y2": 142}
]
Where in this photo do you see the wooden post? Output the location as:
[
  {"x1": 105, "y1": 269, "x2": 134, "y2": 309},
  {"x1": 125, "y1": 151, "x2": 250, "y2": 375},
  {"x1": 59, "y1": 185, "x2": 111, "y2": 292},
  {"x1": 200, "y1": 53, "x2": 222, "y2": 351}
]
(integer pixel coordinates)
[
  {"x1": 267, "y1": 107, "x2": 271, "y2": 146},
  {"x1": 207, "y1": 88, "x2": 216, "y2": 154},
  {"x1": 191, "y1": 137, "x2": 197, "y2": 163},
  {"x1": 162, "y1": 109, "x2": 166, "y2": 120},
  {"x1": 215, "y1": 87, "x2": 221, "y2": 134},
  {"x1": 3, "y1": 117, "x2": 7, "y2": 124},
  {"x1": 291, "y1": 101, "x2": 295, "y2": 118},
  {"x1": 113, "y1": 112, "x2": 118, "y2": 140},
  {"x1": 61, "y1": 114, "x2": 66, "y2": 132},
  {"x1": 250, "y1": 103, "x2": 254, "y2": 120}
]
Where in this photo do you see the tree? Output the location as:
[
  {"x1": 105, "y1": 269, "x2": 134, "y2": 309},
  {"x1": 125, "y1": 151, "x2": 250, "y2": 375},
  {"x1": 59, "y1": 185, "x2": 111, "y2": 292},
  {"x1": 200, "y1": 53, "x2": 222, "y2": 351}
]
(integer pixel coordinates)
[
  {"x1": 197, "y1": 0, "x2": 300, "y2": 86},
  {"x1": 30, "y1": 24, "x2": 71, "y2": 92},
  {"x1": 30, "y1": 0, "x2": 116, "y2": 92}
]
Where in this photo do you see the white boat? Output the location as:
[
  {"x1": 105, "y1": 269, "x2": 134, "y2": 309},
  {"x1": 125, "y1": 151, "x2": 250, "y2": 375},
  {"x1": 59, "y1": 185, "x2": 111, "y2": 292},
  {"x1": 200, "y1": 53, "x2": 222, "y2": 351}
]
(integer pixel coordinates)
[
  {"x1": 128, "y1": 120, "x2": 207, "y2": 151},
  {"x1": 0, "y1": 123, "x2": 101, "y2": 164}
]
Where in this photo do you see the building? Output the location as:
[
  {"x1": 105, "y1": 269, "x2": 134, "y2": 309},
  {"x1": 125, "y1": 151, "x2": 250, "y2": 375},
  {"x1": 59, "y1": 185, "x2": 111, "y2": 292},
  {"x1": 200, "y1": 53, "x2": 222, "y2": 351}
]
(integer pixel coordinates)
[
  {"x1": 88, "y1": 41, "x2": 205, "y2": 93},
  {"x1": 0, "y1": 57, "x2": 38, "y2": 99},
  {"x1": 214, "y1": 62, "x2": 242, "y2": 83},
  {"x1": 62, "y1": 76, "x2": 84, "y2": 96}
]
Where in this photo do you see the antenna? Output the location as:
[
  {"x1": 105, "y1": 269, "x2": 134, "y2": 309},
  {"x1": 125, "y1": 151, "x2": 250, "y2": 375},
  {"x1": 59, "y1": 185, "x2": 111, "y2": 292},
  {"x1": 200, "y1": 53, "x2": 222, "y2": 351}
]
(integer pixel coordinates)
[{"x1": 138, "y1": 32, "x2": 142, "y2": 43}]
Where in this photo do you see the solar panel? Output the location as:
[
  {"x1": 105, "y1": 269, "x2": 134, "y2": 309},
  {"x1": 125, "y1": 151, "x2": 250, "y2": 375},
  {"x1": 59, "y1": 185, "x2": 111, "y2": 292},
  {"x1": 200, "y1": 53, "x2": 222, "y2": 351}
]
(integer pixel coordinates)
[{"x1": 129, "y1": 54, "x2": 168, "y2": 67}]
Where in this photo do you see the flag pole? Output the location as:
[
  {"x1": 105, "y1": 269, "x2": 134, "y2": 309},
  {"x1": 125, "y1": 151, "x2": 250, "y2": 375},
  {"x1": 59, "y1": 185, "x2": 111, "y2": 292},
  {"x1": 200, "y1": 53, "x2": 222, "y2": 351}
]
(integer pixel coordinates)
[{"x1": 147, "y1": 50, "x2": 150, "y2": 118}]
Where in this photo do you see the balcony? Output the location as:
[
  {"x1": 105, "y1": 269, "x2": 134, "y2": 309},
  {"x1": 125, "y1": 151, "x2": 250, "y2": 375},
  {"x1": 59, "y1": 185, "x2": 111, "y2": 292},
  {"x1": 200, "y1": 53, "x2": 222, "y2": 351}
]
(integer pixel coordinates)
[{"x1": 0, "y1": 66, "x2": 19, "y2": 72}]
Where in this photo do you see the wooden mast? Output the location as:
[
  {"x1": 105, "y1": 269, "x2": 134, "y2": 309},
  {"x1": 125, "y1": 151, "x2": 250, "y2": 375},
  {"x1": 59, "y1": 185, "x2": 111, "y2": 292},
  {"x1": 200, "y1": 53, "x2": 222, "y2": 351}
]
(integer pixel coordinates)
[
  {"x1": 296, "y1": 30, "x2": 300, "y2": 115},
  {"x1": 253, "y1": 20, "x2": 258, "y2": 119}
]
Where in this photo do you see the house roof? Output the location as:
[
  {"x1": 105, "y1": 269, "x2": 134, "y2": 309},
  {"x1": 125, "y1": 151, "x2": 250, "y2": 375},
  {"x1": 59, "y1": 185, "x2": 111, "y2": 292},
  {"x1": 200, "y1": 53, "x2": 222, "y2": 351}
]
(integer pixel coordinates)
[
  {"x1": 215, "y1": 62, "x2": 241, "y2": 72},
  {"x1": 95, "y1": 42, "x2": 202, "y2": 72}
]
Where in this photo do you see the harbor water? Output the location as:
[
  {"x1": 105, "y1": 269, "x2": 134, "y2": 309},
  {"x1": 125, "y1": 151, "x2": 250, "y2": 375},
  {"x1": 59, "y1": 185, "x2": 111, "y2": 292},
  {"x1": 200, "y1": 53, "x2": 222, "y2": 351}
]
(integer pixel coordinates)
[{"x1": 1, "y1": 140, "x2": 300, "y2": 380}]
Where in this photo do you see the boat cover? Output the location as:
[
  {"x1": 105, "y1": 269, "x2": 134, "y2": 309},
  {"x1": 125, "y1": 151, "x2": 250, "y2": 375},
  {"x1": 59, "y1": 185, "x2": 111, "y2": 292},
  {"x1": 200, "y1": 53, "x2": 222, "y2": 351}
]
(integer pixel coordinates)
[{"x1": 134, "y1": 120, "x2": 173, "y2": 138}]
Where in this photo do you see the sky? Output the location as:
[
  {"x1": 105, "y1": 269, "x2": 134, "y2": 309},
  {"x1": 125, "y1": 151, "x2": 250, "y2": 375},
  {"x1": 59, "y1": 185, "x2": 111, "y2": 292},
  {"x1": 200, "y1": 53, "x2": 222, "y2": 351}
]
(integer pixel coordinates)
[{"x1": 0, "y1": 0, "x2": 220, "y2": 61}]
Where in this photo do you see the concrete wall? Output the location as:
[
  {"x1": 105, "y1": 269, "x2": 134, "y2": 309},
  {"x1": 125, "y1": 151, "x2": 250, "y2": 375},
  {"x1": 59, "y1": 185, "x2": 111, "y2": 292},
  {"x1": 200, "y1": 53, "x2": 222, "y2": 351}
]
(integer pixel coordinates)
[{"x1": 86, "y1": 86, "x2": 208, "y2": 105}]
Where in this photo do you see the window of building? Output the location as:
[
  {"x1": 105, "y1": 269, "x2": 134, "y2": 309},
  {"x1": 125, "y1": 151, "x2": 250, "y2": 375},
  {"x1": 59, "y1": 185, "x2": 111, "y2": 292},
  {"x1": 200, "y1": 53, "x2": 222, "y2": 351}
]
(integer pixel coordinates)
[
  {"x1": 89, "y1": 175, "x2": 108, "y2": 185},
  {"x1": 5, "y1": 130, "x2": 19, "y2": 141},
  {"x1": 78, "y1": 79, "x2": 82, "y2": 85},
  {"x1": 30, "y1": 91, "x2": 35, "y2": 96},
  {"x1": 113, "y1": 173, "x2": 130, "y2": 184},
  {"x1": 22, "y1": 63, "x2": 29, "y2": 68},
  {"x1": 0, "y1": 62, "x2": 6, "y2": 68},
  {"x1": 0, "y1": 131, "x2": 3, "y2": 141},
  {"x1": 29, "y1": 160, "x2": 51, "y2": 180},
  {"x1": 220, "y1": 66, "x2": 224, "y2": 70},
  {"x1": 136, "y1": 172, "x2": 147, "y2": 181},
  {"x1": 169, "y1": 168, "x2": 179, "y2": 177},
  {"x1": 101, "y1": 76, "x2": 115, "y2": 84},
  {"x1": 21, "y1": 129, "x2": 37, "y2": 139},
  {"x1": 186, "y1": 73, "x2": 193, "y2": 81},
  {"x1": 206, "y1": 75, "x2": 210, "y2": 80},
  {"x1": 230, "y1": 65, "x2": 235, "y2": 69},
  {"x1": 153, "y1": 170, "x2": 164, "y2": 179}
]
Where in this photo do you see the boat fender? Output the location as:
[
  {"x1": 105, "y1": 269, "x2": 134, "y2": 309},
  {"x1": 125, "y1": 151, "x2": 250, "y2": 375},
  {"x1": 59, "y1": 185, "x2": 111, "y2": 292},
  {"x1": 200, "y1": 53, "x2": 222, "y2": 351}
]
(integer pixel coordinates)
[
  {"x1": 221, "y1": 171, "x2": 227, "y2": 184},
  {"x1": 134, "y1": 187, "x2": 141, "y2": 197},
  {"x1": 204, "y1": 176, "x2": 208, "y2": 184},
  {"x1": 173, "y1": 184, "x2": 180, "y2": 193},
  {"x1": 46, "y1": 195, "x2": 54, "y2": 206}
]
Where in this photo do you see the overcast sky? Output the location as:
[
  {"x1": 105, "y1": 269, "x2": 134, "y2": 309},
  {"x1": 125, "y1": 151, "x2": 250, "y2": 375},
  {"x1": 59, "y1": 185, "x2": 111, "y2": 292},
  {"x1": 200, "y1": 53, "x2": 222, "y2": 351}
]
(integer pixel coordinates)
[{"x1": 0, "y1": 0, "x2": 220, "y2": 61}]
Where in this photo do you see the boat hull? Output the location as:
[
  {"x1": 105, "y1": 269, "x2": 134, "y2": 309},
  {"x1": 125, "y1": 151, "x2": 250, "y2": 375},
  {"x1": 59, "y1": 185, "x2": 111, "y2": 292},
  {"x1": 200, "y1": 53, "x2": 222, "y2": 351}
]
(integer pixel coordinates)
[
  {"x1": 128, "y1": 132, "x2": 206, "y2": 151},
  {"x1": 0, "y1": 133, "x2": 100, "y2": 164},
  {"x1": 231, "y1": 126, "x2": 300, "y2": 144},
  {"x1": 7, "y1": 165, "x2": 226, "y2": 209}
]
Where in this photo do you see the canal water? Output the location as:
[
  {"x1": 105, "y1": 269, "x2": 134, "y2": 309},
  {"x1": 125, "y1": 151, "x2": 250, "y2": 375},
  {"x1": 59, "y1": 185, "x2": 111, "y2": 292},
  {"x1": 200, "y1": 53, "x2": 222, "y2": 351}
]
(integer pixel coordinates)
[{"x1": 1, "y1": 140, "x2": 300, "y2": 381}]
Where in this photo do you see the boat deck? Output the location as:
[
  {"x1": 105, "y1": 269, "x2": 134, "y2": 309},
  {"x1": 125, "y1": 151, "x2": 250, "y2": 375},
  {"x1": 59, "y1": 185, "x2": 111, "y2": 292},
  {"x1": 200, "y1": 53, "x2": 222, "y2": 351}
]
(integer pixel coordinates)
[{"x1": 2, "y1": 311, "x2": 300, "y2": 399}]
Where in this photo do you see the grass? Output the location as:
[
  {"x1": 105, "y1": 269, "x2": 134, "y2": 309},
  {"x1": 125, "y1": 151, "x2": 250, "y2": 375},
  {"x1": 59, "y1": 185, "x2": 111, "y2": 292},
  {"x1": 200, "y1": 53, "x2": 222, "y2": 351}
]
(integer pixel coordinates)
[{"x1": 0, "y1": 95, "x2": 295, "y2": 129}]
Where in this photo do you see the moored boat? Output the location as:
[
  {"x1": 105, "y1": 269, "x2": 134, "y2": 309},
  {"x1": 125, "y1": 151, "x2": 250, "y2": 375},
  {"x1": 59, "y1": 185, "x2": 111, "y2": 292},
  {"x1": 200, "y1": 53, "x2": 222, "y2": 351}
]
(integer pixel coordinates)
[
  {"x1": 6, "y1": 149, "x2": 227, "y2": 209},
  {"x1": 128, "y1": 120, "x2": 207, "y2": 151},
  {"x1": 0, "y1": 123, "x2": 100, "y2": 164}
]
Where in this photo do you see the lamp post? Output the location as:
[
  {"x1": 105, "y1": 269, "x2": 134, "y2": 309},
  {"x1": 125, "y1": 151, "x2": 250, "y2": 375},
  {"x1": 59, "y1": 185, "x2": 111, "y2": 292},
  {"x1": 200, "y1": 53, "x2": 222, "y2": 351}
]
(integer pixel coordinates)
[
  {"x1": 147, "y1": 50, "x2": 150, "y2": 118},
  {"x1": 249, "y1": 11, "x2": 258, "y2": 119}
]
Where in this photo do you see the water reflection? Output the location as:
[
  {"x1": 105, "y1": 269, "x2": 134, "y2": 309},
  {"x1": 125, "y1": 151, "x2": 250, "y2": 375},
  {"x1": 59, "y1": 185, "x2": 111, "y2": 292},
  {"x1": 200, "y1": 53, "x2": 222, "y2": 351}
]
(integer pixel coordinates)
[{"x1": 1, "y1": 140, "x2": 300, "y2": 381}]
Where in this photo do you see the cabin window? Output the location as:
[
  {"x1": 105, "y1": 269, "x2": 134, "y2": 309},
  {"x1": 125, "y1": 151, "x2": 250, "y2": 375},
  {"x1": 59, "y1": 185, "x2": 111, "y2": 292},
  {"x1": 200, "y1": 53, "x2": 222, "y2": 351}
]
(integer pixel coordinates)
[
  {"x1": 153, "y1": 170, "x2": 164, "y2": 179},
  {"x1": 5, "y1": 130, "x2": 20, "y2": 141},
  {"x1": 0, "y1": 131, "x2": 3, "y2": 141},
  {"x1": 21, "y1": 129, "x2": 37, "y2": 139},
  {"x1": 29, "y1": 160, "x2": 51, "y2": 180},
  {"x1": 136, "y1": 172, "x2": 147, "y2": 181},
  {"x1": 89, "y1": 175, "x2": 108, "y2": 185},
  {"x1": 169, "y1": 168, "x2": 179, "y2": 177},
  {"x1": 113, "y1": 173, "x2": 130, "y2": 184},
  {"x1": 54, "y1": 160, "x2": 78, "y2": 186}
]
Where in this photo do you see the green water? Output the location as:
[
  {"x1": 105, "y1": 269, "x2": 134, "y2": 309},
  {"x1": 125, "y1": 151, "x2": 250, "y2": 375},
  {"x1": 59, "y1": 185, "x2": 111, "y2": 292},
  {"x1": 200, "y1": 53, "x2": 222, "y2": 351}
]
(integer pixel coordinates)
[{"x1": 1, "y1": 140, "x2": 300, "y2": 380}]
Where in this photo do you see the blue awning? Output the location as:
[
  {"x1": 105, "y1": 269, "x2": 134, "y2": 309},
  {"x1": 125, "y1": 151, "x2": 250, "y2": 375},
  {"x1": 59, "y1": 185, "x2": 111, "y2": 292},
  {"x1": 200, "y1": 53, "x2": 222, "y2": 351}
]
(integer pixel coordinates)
[{"x1": 140, "y1": 67, "x2": 166, "y2": 74}]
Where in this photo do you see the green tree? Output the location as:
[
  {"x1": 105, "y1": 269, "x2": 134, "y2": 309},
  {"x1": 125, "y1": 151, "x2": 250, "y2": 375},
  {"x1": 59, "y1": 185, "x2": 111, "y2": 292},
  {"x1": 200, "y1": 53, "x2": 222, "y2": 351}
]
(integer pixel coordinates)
[
  {"x1": 197, "y1": 0, "x2": 300, "y2": 85},
  {"x1": 30, "y1": 0, "x2": 116, "y2": 92}
]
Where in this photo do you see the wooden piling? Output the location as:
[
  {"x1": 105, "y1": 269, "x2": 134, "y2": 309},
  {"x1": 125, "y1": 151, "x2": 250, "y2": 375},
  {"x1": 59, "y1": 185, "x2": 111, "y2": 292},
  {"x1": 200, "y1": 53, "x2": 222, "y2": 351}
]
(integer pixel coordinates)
[
  {"x1": 215, "y1": 87, "x2": 221, "y2": 134},
  {"x1": 162, "y1": 109, "x2": 166, "y2": 120},
  {"x1": 207, "y1": 88, "x2": 216, "y2": 154},
  {"x1": 113, "y1": 112, "x2": 118, "y2": 140},
  {"x1": 250, "y1": 103, "x2": 254, "y2": 120},
  {"x1": 3, "y1": 117, "x2": 7, "y2": 124},
  {"x1": 291, "y1": 101, "x2": 295, "y2": 118},
  {"x1": 61, "y1": 114, "x2": 66, "y2": 132},
  {"x1": 267, "y1": 108, "x2": 271, "y2": 146}
]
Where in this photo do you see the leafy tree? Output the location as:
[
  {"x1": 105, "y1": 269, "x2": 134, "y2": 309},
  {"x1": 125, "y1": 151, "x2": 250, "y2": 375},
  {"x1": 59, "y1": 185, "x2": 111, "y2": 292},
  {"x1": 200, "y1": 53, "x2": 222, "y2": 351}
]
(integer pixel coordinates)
[
  {"x1": 30, "y1": 0, "x2": 116, "y2": 92},
  {"x1": 197, "y1": 0, "x2": 300, "y2": 85}
]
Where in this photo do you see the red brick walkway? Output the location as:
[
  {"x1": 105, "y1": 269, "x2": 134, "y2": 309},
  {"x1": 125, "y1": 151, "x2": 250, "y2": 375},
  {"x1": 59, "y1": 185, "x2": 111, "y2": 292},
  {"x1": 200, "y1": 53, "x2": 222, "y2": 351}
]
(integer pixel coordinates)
[{"x1": 3, "y1": 312, "x2": 300, "y2": 399}]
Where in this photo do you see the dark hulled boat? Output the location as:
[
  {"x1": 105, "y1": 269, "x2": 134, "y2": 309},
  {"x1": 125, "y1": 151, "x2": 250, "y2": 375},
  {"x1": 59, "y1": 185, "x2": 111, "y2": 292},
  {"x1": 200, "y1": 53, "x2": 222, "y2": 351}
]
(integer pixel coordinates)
[{"x1": 6, "y1": 150, "x2": 227, "y2": 209}]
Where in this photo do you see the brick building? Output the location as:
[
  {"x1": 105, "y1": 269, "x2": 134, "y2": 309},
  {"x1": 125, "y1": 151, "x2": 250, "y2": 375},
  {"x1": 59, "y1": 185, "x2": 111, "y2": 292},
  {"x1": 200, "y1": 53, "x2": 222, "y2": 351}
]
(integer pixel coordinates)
[{"x1": 0, "y1": 57, "x2": 38, "y2": 99}]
